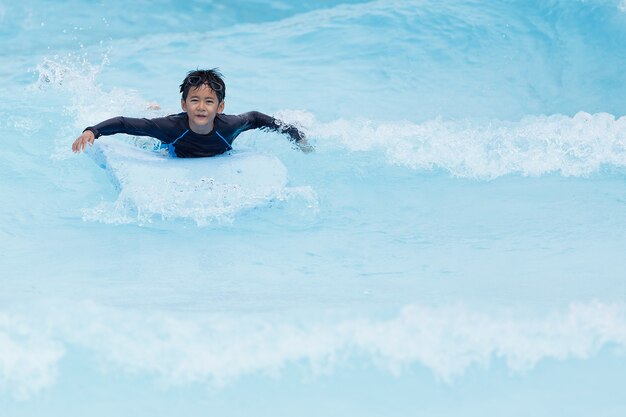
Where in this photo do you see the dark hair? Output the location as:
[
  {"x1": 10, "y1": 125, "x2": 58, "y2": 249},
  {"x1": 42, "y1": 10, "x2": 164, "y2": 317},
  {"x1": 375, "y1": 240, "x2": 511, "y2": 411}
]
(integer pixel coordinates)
[{"x1": 179, "y1": 68, "x2": 226, "y2": 102}]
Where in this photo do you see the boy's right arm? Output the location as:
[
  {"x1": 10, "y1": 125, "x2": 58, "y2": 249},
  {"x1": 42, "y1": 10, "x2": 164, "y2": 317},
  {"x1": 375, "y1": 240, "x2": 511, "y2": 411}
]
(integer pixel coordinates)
[{"x1": 71, "y1": 116, "x2": 173, "y2": 154}]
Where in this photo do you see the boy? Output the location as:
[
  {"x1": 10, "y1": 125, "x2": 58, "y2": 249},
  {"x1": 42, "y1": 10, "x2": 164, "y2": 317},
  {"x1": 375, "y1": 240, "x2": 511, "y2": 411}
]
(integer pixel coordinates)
[{"x1": 71, "y1": 69, "x2": 313, "y2": 157}]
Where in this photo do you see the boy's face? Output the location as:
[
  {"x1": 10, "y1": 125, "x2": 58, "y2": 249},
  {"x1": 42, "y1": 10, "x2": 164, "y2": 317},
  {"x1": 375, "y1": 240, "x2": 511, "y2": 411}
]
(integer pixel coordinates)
[{"x1": 181, "y1": 84, "x2": 225, "y2": 133}]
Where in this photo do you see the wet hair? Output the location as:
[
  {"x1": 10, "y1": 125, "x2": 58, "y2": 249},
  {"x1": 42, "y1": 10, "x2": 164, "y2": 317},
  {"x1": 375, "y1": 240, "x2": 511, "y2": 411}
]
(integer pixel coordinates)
[{"x1": 179, "y1": 68, "x2": 226, "y2": 103}]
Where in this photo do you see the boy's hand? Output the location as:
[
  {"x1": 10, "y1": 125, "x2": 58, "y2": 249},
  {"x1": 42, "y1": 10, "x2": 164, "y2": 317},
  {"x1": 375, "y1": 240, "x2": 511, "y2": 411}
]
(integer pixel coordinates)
[
  {"x1": 296, "y1": 138, "x2": 314, "y2": 153},
  {"x1": 72, "y1": 130, "x2": 96, "y2": 153}
]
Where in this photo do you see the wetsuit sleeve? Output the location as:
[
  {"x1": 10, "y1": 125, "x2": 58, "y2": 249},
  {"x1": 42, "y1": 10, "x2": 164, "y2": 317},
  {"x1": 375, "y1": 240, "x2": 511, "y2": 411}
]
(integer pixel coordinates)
[
  {"x1": 84, "y1": 116, "x2": 175, "y2": 144},
  {"x1": 242, "y1": 111, "x2": 306, "y2": 142}
]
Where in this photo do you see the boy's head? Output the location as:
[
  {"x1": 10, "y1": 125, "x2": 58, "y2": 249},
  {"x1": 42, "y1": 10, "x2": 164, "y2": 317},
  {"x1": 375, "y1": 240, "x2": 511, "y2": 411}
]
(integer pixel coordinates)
[{"x1": 180, "y1": 69, "x2": 226, "y2": 103}]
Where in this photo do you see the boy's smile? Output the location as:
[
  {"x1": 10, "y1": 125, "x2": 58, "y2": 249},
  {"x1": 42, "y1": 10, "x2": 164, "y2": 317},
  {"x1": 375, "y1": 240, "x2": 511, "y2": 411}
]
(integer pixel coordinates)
[{"x1": 181, "y1": 84, "x2": 225, "y2": 134}]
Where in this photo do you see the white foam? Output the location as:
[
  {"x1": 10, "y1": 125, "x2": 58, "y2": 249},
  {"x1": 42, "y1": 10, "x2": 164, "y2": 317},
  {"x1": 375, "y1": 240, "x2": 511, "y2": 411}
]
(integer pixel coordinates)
[
  {"x1": 280, "y1": 111, "x2": 626, "y2": 179},
  {"x1": 0, "y1": 312, "x2": 64, "y2": 400},
  {"x1": 34, "y1": 55, "x2": 163, "y2": 135},
  {"x1": 1, "y1": 301, "x2": 625, "y2": 398}
]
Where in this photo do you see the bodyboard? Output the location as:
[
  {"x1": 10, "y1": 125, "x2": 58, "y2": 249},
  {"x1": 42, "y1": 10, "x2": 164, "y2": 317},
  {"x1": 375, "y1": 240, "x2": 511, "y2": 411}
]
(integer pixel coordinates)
[{"x1": 87, "y1": 137, "x2": 288, "y2": 222}]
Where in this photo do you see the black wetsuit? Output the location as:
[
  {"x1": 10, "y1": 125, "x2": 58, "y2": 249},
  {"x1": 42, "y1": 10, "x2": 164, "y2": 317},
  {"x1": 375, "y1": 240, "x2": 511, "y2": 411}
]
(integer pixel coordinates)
[{"x1": 84, "y1": 111, "x2": 304, "y2": 158}]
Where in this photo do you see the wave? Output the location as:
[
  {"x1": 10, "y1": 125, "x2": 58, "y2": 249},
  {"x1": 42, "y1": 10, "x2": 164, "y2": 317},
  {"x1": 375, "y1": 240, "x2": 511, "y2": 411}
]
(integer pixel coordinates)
[
  {"x1": 2, "y1": 300, "x2": 625, "y2": 399},
  {"x1": 278, "y1": 110, "x2": 626, "y2": 179}
]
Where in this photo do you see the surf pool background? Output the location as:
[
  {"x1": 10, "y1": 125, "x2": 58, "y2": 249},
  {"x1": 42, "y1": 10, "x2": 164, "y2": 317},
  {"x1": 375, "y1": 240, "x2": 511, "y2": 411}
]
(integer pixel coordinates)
[{"x1": 2, "y1": 0, "x2": 626, "y2": 415}]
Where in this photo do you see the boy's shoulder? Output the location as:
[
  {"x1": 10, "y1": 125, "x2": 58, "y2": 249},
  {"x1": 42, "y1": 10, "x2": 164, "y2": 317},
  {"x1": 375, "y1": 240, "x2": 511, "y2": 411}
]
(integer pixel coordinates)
[
  {"x1": 154, "y1": 112, "x2": 190, "y2": 127},
  {"x1": 167, "y1": 112, "x2": 188, "y2": 121},
  {"x1": 215, "y1": 112, "x2": 255, "y2": 125},
  {"x1": 217, "y1": 112, "x2": 245, "y2": 120},
  {"x1": 151, "y1": 112, "x2": 187, "y2": 123},
  {"x1": 218, "y1": 111, "x2": 270, "y2": 123}
]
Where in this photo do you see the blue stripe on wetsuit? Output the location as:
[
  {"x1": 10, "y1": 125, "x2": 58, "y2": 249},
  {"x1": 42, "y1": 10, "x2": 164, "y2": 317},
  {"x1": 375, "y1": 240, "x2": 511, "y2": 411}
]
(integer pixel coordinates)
[
  {"x1": 167, "y1": 129, "x2": 189, "y2": 157},
  {"x1": 215, "y1": 131, "x2": 232, "y2": 150}
]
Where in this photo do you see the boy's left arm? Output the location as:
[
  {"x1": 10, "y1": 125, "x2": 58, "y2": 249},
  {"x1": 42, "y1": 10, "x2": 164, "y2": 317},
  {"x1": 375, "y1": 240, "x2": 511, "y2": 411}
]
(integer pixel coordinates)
[{"x1": 246, "y1": 111, "x2": 314, "y2": 153}]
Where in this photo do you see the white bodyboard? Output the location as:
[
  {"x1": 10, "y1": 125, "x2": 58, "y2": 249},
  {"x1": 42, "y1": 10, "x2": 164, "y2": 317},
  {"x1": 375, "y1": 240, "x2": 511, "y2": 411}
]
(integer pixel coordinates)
[{"x1": 87, "y1": 137, "x2": 288, "y2": 223}]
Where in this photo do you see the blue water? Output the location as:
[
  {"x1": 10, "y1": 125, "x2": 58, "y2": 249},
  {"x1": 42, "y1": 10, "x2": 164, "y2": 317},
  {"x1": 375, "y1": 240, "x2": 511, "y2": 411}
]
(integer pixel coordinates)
[{"x1": 2, "y1": 1, "x2": 626, "y2": 416}]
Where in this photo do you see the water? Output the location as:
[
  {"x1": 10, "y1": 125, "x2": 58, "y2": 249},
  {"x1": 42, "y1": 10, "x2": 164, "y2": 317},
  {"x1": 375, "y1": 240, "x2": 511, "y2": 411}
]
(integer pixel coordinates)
[{"x1": 2, "y1": 0, "x2": 626, "y2": 415}]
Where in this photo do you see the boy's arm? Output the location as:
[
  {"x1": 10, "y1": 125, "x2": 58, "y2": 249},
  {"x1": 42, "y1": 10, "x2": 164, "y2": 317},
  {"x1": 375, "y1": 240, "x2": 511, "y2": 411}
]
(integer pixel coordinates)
[
  {"x1": 245, "y1": 111, "x2": 314, "y2": 153},
  {"x1": 72, "y1": 116, "x2": 171, "y2": 153}
]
